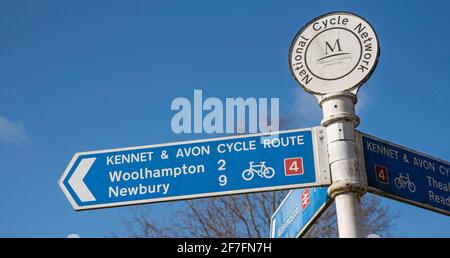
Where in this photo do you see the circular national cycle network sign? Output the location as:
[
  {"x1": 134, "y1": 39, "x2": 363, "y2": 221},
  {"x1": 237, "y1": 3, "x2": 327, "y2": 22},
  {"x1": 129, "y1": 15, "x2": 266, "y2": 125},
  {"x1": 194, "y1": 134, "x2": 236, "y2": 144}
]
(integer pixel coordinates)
[{"x1": 289, "y1": 11, "x2": 380, "y2": 95}]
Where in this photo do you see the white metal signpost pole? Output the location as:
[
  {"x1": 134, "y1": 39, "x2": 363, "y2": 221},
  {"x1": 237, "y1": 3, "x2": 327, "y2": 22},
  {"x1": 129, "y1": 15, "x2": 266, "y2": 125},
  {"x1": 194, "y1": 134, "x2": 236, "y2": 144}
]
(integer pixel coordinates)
[
  {"x1": 289, "y1": 12, "x2": 380, "y2": 237},
  {"x1": 320, "y1": 92, "x2": 363, "y2": 237}
]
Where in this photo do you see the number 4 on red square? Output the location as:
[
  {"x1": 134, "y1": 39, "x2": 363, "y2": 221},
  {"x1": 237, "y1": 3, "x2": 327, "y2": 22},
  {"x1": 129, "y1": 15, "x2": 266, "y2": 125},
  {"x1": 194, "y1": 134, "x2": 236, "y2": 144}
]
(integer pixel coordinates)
[
  {"x1": 375, "y1": 164, "x2": 389, "y2": 184},
  {"x1": 284, "y1": 157, "x2": 304, "y2": 176}
]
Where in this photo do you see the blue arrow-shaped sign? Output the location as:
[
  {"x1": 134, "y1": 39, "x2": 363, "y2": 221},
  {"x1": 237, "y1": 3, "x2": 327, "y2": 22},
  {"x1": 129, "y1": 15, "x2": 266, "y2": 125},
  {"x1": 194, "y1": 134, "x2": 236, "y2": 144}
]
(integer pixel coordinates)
[
  {"x1": 358, "y1": 131, "x2": 450, "y2": 216},
  {"x1": 270, "y1": 186, "x2": 332, "y2": 238},
  {"x1": 59, "y1": 127, "x2": 330, "y2": 210}
]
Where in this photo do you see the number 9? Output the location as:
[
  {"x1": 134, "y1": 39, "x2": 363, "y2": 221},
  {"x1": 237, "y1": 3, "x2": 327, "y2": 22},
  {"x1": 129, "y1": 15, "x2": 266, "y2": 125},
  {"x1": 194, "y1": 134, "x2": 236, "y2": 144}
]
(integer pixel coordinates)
[{"x1": 219, "y1": 175, "x2": 227, "y2": 186}]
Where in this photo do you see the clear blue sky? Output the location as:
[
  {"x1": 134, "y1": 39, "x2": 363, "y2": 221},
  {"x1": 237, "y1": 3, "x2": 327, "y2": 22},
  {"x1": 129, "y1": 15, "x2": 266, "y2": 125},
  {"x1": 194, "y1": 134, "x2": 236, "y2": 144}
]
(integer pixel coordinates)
[{"x1": 0, "y1": 0, "x2": 448, "y2": 237}]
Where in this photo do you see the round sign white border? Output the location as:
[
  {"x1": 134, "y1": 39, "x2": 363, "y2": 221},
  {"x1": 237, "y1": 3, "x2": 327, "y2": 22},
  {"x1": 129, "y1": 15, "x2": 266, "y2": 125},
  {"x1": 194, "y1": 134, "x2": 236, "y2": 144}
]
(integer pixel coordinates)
[{"x1": 288, "y1": 11, "x2": 380, "y2": 95}]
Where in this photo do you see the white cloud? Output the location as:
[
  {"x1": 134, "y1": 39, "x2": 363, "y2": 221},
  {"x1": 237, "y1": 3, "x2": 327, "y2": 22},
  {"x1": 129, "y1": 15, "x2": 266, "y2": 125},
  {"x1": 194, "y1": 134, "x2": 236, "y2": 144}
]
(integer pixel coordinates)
[
  {"x1": 291, "y1": 88, "x2": 322, "y2": 127},
  {"x1": 355, "y1": 89, "x2": 370, "y2": 114},
  {"x1": 0, "y1": 116, "x2": 28, "y2": 143},
  {"x1": 290, "y1": 88, "x2": 370, "y2": 127}
]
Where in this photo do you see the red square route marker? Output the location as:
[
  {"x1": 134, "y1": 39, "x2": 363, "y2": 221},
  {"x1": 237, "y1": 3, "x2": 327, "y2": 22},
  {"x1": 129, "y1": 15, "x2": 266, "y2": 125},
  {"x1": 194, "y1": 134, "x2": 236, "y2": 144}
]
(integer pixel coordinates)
[
  {"x1": 375, "y1": 164, "x2": 389, "y2": 184},
  {"x1": 284, "y1": 157, "x2": 304, "y2": 176}
]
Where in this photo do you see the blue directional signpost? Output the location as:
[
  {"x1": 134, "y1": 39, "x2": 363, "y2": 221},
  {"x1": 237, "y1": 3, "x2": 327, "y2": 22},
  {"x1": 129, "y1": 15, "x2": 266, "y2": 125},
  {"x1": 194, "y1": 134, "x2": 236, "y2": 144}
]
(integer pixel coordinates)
[
  {"x1": 59, "y1": 127, "x2": 330, "y2": 210},
  {"x1": 270, "y1": 186, "x2": 332, "y2": 238},
  {"x1": 358, "y1": 132, "x2": 450, "y2": 216}
]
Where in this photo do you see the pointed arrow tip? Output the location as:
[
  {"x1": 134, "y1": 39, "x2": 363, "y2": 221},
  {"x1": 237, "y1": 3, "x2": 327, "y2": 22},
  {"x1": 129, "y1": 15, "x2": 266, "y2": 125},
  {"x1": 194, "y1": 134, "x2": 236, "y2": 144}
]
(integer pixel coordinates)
[{"x1": 68, "y1": 157, "x2": 97, "y2": 202}]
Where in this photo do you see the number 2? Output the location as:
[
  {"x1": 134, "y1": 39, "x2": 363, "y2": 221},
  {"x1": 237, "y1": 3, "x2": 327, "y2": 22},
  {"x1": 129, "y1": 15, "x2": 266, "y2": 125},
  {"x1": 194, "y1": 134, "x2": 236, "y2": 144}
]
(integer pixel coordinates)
[{"x1": 218, "y1": 159, "x2": 226, "y2": 171}]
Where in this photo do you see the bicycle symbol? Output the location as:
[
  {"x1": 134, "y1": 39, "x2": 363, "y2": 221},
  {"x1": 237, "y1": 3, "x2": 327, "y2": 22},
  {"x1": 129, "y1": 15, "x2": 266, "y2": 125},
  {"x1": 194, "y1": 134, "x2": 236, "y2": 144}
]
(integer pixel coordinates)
[
  {"x1": 242, "y1": 161, "x2": 275, "y2": 181},
  {"x1": 394, "y1": 173, "x2": 416, "y2": 193}
]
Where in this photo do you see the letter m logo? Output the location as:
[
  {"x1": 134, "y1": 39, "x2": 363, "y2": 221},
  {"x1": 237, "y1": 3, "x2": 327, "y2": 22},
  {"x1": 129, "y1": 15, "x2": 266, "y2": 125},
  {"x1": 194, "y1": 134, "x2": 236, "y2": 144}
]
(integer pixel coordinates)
[{"x1": 325, "y1": 39, "x2": 342, "y2": 55}]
